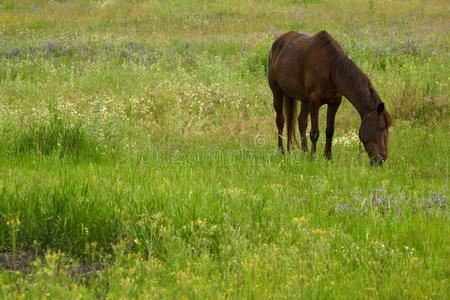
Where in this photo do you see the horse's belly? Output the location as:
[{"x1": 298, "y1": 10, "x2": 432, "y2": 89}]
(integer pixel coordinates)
[{"x1": 278, "y1": 77, "x2": 307, "y2": 100}]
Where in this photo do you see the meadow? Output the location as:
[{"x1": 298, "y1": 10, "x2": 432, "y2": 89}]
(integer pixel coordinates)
[{"x1": 0, "y1": 0, "x2": 449, "y2": 298}]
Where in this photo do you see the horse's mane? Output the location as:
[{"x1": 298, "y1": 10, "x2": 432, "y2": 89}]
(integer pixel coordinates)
[
  {"x1": 308, "y1": 31, "x2": 392, "y2": 123},
  {"x1": 307, "y1": 31, "x2": 372, "y2": 95}
]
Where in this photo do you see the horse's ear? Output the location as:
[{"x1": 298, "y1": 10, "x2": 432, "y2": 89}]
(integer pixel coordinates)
[
  {"x1": 385, "y1": 111, "x2": 393, "y2": 127},
  {"x1": 377, "y1": 102, "x2": 385, "y2": 115}
]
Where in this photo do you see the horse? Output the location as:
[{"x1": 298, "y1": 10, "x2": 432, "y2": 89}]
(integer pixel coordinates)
[{"x1": 268, "y1": 31, "x2": 392, "y2": 166}]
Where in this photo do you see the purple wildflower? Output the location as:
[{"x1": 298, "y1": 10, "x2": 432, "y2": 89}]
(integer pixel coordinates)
[
  {"x1": 429, "y1": 193, "x2": 448, "y2": 209},
  {"x1": 372, "y1": 195, "x2": 382, "y2": 207},
  {"x1": 340, "y1": 203, "x2": 350, "y2": 211}
]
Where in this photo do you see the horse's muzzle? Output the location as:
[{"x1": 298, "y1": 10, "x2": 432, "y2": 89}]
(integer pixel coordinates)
[{"x1": 370, "y1": 156, "x2": 385, "y2": 166}]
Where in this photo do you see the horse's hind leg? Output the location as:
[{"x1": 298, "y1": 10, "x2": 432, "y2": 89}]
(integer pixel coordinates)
[
  {"x1": 298, "y1": 101, "x2": 309, "y2": 152},
  {"x1": 285, "y1": 95, "x2": 299, "y2": 153},
  {"x1": 324, "y1": 96, "x2": 342, "y2": 160},
  {"x1": 308, "y1": 93, "x2": 323, "y2": 156},
  {"x1": 272, "y1": 89, "x2": 285, "y2": 154}
]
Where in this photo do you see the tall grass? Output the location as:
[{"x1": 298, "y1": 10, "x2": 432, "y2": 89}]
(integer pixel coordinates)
[{"x1": 0, "y1": 0, "x2": 449, "y2": 298}]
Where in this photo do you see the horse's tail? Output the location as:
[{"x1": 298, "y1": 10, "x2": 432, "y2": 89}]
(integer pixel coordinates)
[
  {"x1": 283, "y1": 96, "x2": 299, "y2": 152},
  {"x1": 269, "y1": 38, "x2": 280, "y2": 64}
]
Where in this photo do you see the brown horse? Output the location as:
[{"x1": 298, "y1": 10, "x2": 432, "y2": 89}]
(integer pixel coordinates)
[{"x1": 268, "y1": 31, "x2": 392, "y2": 165}]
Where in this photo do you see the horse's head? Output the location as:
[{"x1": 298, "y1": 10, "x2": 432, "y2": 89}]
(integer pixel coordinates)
[{"x1": 359, "y1": 102, "x2": 392, "y2": 166}]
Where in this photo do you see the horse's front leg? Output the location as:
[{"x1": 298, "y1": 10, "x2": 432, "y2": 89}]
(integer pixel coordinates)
[
  {"x1": 309, "y1": 95, "x2": 321, "y2": 155},
  {"x1": 298, "y1": 101, "x2": 309, "y2": 152},
  {"x1": 324, "y1": 97, "x2": 342, "y2": 160}
]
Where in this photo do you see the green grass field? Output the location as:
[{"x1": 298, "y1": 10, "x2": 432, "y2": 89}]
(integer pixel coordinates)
[{"x1": 0, "y1": 0, "x2": 449, "y2": 298}]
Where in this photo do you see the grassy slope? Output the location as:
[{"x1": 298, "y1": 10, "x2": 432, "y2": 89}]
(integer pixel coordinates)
[{"x1": 0, "y1": 0, "x2": 449, "y2": 298}]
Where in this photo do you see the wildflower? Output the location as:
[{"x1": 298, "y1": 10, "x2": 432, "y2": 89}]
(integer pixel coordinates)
[
  {"x1": 372, "y1": 195, "x2": 382, "y2": 206},
  {"x1": 82, "y1": 225, "x2": 89, "y2": 236},
  {"x1": 334, "y1": 130, "x2": 359, "y2": 146},
  {"x1": 292, "y1": 216, "x2": 307, "y2": 225},
  {"x1": 428, "y1": 192, "x2": 448, "y2": 209},
  {"x1": 340, "y1": 203, "x2": 350, "y2": 211},
  {"x1": 195, "y1": 219, "x2": 206, "y2": 226},
  {"x1": 6, "y1": 215, "x2": 21, "y2": 228}
]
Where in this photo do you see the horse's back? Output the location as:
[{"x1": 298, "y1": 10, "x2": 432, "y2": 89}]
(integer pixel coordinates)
[
  {"x1": 269, "y1": 31, "x2": 310, "y2": 64},
  {"x1": 268, "y1": 31, "x2": 340, "y2": 100}
]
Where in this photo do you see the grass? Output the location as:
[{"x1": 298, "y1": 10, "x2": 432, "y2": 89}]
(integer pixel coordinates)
[{"x1": 0, "y1": 0, "x2": 449, "y2": 298}]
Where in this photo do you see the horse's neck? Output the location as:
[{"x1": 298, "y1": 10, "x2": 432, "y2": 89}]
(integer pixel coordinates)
[{"x1": 332, "y1": 68, "x2": 375, "y2": 120}]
